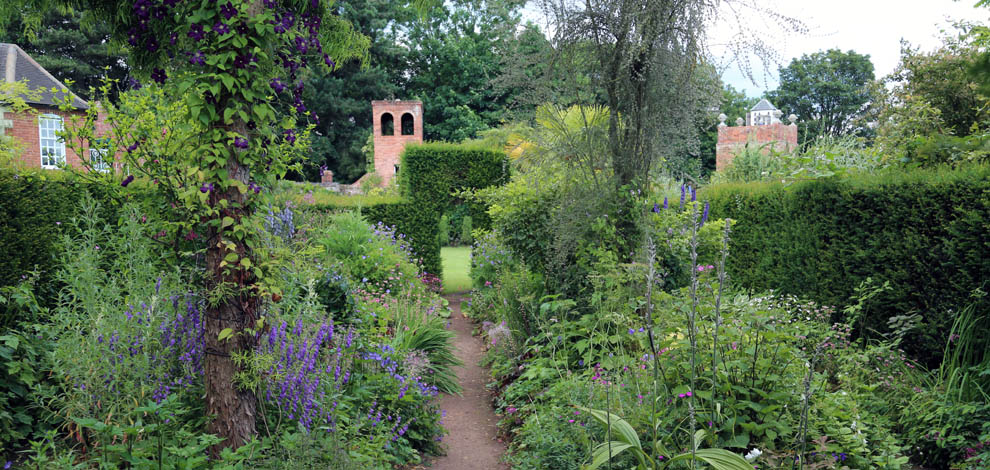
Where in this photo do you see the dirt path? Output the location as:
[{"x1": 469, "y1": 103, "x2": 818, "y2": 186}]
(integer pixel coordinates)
[{"x1": 426, "y1": 293, "x2": 509, "y2": 470}]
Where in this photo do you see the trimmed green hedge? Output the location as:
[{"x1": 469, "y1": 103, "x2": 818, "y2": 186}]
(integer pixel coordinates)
[
  {"x1": 0, "y1": 169, "x2": 117, "y2": 326},
  {"x1": 398, "y1": 143, "x2": 508, "y2": 273},
  {"x1": 706, "y1": 165, "x2": 990, "y2": 363},
  {"x1": 297, "y1": 143, "x2": 508, "y2": 276}
]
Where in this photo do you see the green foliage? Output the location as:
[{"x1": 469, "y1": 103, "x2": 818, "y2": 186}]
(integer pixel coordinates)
[
  {"x1": 397, "y1": 142, "x2": 509, "y2": 274},
  {"x1": 459, "y1": 215, "x2": 472, "y2": 246},
  {"x1": 900, "y1": 132, "x2": 990, "y2": 167},
  {"x1": 437, "y1": 214, "x2": 450, "y2": 246},
  {"x1": 0, "y1": 321, "x2": 50, "y2": 451},
  {"x1": 287, "y1": 143, "x2": 507, "y2": 276},
  {"x1": 705, "y1": 164, "x2": 990, "y2": 364},
  {"x1": 711, "y1": 135, "x2": 887, "y2": 184},
  {"x1": 0, "y1": 169, "x2": 116, "y2": 320},
  {"x1": 710, "y1": 143, "x2": 784, "y2": 184},
  {"x1": 313, "y1": 212, "x2": 419, "y2": 287},
  {"x1": 768, "y1": 49, "x2": 875, "y2": 143},
  {"x1": 404, "y1": 1, "x2": 525, "y2": 142},
  {"x1": 891, "y1": 28, "x2": 989, "y2": 138},
  {"x1": 0, "y1": 10, "x2": 129, "y2": 101},
  {"x1": 299, "y1": 0, "x2": 415, "y2": 183}
]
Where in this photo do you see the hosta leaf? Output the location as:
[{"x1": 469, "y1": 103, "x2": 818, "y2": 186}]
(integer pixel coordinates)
[
  {"x1": 577, "y1": 406, "x2": 641, "y2": 450},
  {"x1": 586, "y1": 442, "x2": 633, "y2": 470},
  {"x1": 668, "y1": 448, "x2": 754, "y2": 470}
]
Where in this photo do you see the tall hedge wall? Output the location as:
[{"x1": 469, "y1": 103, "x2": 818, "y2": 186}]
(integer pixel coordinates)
[
  {"x1": 0, "y1": 170, "x2": 117, "y2": 325},
  {"x1": 705, "y1": 165, "x2": 990, "y2": 363},
  {"x1": 398, "y1": 142, "x2": 509, "y2": 274},
  {"x1": 296, "y1": 143, "x2": 508, "y2": 276}
]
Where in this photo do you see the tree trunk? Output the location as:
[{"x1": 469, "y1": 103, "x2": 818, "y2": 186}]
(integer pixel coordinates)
[
  {"x1": 203, "y1": 147, "x2": 258, "y2": 454},
  {"x1": 204, "y1": 298, "x2": 258, "y2": 451}
]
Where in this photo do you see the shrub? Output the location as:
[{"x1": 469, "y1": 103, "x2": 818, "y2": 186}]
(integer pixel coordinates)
[
  {"x1": 0, "y1": 169, "x2": 116, "y2": 322},
  {"x1": 284, "y1": 142, "x2": 509, "y2": 276},
  {"x1": 437, "y1": 215, "x2": 450, "y2": 246},
  {"x1": 460, "y1": 215, "x2": 473, "y2": 246},
  {"x1": 398, "y1": 142, "x2": 509, "y2": 273},
  {"x1": 705, "y1": 164, "x2": 990, "y2": 364}
]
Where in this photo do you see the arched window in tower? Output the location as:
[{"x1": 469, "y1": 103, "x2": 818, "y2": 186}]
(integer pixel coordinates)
[
  {"x1": 401, "y1": 112, "x2": 415, "y2": 136},
  {"x1": 381, "y1": 113, "x2": 394, "y2": 136}
]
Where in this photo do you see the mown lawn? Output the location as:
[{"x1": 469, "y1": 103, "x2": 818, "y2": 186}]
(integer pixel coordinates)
[{"x1": 441, "y1": 246, "x2": 472, "y2": 294}]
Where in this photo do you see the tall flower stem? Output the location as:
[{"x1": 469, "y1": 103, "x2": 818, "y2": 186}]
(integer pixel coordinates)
[
  {"x1": 712, "y1": 219, "x2": 730, "y2": 426},
  {"x1": 643, "y1": 237, "x2": 669, "y2": 464},
  {"x1": 687, "y1": 203, "x2": 700, "y2": 469}
]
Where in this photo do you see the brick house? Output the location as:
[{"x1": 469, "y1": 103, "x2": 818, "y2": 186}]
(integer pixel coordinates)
[
  {"x1": 715, "y1": 99, "x2": 798, "y2": 171},
  {"x1": 1, "y1": 43, "x2": 110, "y2": 171}
]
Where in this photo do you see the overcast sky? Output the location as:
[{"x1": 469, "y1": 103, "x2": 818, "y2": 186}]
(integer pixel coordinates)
[{"x1": 713, "y1": 0, "x2": 990, "y2": 97}]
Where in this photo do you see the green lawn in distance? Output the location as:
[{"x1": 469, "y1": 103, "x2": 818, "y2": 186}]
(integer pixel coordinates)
[{"x1": 441, "y1": 246, "x2": 472, "y2": 294}]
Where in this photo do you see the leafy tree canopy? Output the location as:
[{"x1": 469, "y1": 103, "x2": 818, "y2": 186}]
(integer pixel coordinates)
[
  {"x1": 298, "y1": 0, "x2": 414, "y2": 183},
  {"x1": 768, "y1": 48, "x2": 874, "y2": 144},
  {"x1": 403, "y1": 0, "x2": 525, "y2": 142},
  {"x1": 0, "y1": 10, "x2": 129, "y2": 100}
]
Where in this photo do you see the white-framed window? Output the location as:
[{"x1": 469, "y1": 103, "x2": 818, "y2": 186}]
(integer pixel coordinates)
[
  {"x1": 39, "y1": 114, "x2": 66, "y2": 169},
  {"x1": 89, "y1": 138, "x2": 111, "y2": 172},
  {"x1": 89, "y1": 148, "x2": 109, "y2": 172}
]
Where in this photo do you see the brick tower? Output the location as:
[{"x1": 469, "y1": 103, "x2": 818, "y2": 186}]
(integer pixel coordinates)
[
  {"x1": 371, "y1": 100, "x2": 423, "y2": 185},
  {"x1": 715, "y1": 99, "x2": 798, "y2": 171}
]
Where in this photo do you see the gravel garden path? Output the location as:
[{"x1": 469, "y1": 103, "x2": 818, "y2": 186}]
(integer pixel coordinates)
[{"x1": 425, "y1": 293, "x2": 509, "y2": 470}]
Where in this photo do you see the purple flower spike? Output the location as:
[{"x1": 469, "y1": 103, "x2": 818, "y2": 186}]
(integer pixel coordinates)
[
  {"x1": 121, "y1": 175, "x2": 135, "y2": 187},
  {"x1": 701, "y1": 201, "x2": 709, "y2": 226},
  {"x1": 652, "y1": 203, "x2": 660, "y2": 213},
  {"x1": 691, "y1": 186, "x2": 697, "y2": 202},
  {"x1": 663, "y1": 197, "x2": 668, "y2": 209},
  {"x1": 680, "y1": 184, "x2": 686, "y2": 207}
]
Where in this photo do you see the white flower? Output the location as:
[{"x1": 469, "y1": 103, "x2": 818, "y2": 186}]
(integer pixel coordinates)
[{"x1": 745, "y1": 448, "x2": 763, "y2": 461}]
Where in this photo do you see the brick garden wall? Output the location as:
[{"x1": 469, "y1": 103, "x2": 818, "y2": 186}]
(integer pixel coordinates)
[{"x1": 716, "y1": 123, "x2": 798, "y2": 171}]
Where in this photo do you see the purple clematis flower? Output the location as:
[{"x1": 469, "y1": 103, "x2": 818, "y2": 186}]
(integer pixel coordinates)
[
  {"x1": 213, "y1": 22, "x2": 230, "y2": 35},
  {"x1": 189, "y1": 51, "x2": 205, "y2": 66},
  {"x1": 150, "y1": 68, "x2": 167, "y2": 84},
  {"x1": 188, "y1": 23, "x2": 206, "y2": 41},
  {"x1": 219, "y1": 2, "x2": 237, "y2": 20}
]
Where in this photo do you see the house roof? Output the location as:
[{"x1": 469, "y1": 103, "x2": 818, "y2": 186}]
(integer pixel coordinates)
[
  {"x1": 1, "y1": 43, "x2": 89, "y2": 110},
  {"x1": 750, "y1": 99, "x2": 778, "y2": 112}
]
